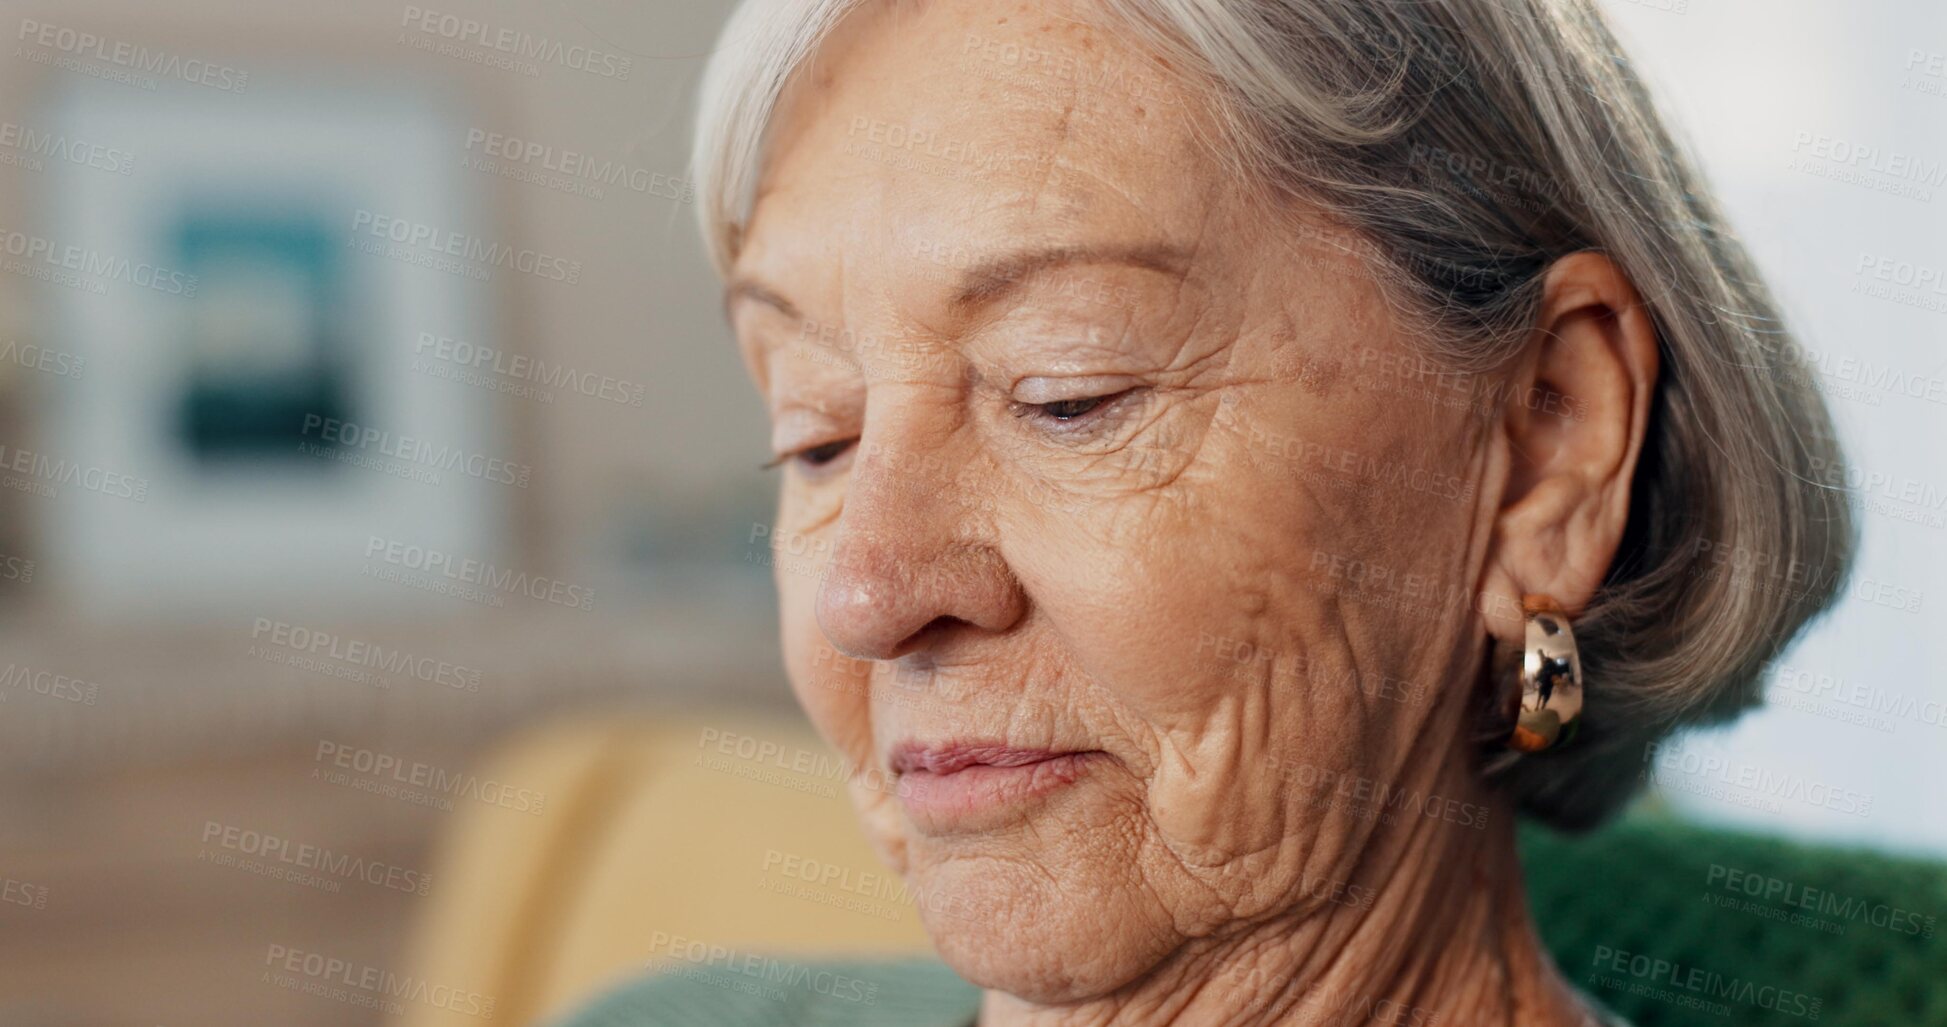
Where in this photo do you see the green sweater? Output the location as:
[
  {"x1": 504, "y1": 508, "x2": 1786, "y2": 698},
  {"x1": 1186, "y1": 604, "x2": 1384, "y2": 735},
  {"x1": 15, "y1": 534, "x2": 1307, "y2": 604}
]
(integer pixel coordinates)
[
  {"x1": 554, "y1": 957, "x2": 981, "y2": 1027},
  {"x1": 552, "y1": 957, "x2": 1638, "y2": 1026}
]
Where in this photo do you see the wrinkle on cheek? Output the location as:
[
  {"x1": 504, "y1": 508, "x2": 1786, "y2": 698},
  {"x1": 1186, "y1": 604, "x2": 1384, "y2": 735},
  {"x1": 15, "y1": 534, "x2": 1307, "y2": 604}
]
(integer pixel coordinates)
[
  {"x1": 1082, "y1": 406, "x2": 1423, "y2": 920},
  {"x1": 1143, "y1": 691, "x2": 1265, "y2": 867},
  {"x1": 850, "y1": 773, "x2": 910, "y2": 873}
]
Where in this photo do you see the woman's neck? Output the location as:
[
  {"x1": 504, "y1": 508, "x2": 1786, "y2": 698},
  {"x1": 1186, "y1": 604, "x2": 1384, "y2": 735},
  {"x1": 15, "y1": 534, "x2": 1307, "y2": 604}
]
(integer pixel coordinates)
[{"x1": 976, "y1": 727, "x2": 1599, "y2": 1027}]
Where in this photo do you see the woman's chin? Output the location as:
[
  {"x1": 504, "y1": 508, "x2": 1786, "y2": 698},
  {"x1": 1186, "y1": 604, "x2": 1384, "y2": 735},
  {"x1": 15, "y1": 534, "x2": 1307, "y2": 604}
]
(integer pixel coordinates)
[{"x1": 903, "y1": 836, "x2": 1183, "y2": 1004}]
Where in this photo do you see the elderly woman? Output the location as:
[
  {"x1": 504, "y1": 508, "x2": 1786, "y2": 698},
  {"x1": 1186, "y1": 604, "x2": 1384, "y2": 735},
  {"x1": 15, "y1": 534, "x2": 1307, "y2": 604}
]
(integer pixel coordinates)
[{"x1": 565, "y1": 0, "x2": 1854, "y2": 1023}]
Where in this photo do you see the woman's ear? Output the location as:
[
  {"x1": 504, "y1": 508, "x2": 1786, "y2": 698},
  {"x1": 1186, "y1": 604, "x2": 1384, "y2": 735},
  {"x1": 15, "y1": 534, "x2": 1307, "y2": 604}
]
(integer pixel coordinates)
[{"x1": 1478, "y1": 252, "x2": 1660, "y2": 646}]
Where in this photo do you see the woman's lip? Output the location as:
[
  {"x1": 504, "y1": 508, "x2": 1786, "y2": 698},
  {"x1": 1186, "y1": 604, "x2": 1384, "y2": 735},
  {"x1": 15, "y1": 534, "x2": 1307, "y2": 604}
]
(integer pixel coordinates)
[
  {"x1": 888, "y1": 742, "x2": 1108, "y2": 824},
  {"x1": 888, "y1": 741, "x2": 1085, "y2": 776}
]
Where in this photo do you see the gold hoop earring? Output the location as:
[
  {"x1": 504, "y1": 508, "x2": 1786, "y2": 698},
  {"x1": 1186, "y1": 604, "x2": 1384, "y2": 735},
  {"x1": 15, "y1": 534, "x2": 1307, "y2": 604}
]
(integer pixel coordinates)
[{"x1": 1504, "y1": 594, "x2": 1583, "y2": 753}]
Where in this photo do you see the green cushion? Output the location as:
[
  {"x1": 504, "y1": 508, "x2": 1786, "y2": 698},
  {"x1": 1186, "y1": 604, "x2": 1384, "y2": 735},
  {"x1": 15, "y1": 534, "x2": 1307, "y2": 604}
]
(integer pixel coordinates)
[{"x1": 1521, "y1": 810, "x2": 1947, "y2": 1026}]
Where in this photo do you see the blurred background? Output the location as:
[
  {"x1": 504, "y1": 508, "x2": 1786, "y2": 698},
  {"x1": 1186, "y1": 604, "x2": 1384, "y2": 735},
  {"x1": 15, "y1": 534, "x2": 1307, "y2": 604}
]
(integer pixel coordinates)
[{"x1": 0, "y1": 0, "x2": 1939, "y2": 1024}]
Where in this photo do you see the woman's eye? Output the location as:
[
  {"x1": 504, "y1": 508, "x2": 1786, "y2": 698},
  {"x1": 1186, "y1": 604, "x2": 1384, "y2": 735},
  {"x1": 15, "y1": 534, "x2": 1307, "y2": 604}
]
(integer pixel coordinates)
[
  {"x1": 1020, "y1": 388, "x2": 1137, "y2": 426},
  {"x1": 1040, "y1": 396, "x2": 1109, "y2": 420},
  {"x1": 796, "y1": 439, "x2": 855, "y2": 467}
]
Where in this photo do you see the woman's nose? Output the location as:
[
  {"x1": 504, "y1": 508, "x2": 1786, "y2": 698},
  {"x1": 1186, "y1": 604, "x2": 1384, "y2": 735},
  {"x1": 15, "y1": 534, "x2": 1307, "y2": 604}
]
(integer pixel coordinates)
[{"x1": 814, "y1": 447, "x2": 1026, "y2": 662}]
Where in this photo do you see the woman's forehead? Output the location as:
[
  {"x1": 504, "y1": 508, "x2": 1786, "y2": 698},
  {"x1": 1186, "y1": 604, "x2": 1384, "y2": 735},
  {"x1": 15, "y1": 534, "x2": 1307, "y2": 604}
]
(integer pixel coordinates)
[{"x1": 737, "y1": 0, "x2": 1219, "y2": 278}]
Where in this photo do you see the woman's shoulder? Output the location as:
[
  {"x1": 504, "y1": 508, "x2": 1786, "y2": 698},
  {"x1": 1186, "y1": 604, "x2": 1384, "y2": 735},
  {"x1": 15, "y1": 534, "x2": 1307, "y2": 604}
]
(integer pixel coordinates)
[{"x1": 551, "y1": 955, "x2": 982, "y2": 1027}]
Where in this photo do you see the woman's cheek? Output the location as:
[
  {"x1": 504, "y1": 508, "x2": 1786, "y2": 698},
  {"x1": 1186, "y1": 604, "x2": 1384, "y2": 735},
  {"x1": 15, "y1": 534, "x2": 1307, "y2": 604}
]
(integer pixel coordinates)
[
  {"x1": 1023, "y1": 454, "x2": 1373, "y2": 868},
  {"x1": 1026, "y1": 492, "x2": 1258, "y2": 721}
]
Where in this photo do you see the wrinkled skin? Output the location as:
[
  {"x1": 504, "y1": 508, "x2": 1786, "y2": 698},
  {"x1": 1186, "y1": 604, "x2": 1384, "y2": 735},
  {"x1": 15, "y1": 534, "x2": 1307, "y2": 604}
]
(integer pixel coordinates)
[{"x1": 726, "y1": 1, "x2": 1657, "y2": 1023}]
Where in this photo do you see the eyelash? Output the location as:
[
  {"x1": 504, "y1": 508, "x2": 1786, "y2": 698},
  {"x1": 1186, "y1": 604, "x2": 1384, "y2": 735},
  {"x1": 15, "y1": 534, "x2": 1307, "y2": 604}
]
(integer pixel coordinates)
[
  {"x1": 768, "y1": 389, "x2": 1141, "y2": 474},
  {"x1": 1010, "y1": 388, "x2": 1137, "y2": 429},
  {"x1": 793, "y1": 439, "x2": 853, "y2": 468},
  {"x1": 763, "y1": 439, "x2": 853, "y2": 475}
]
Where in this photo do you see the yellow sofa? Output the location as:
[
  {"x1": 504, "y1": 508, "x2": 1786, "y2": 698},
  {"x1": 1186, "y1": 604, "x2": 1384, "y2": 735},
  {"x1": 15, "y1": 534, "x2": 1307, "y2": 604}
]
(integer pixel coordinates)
[{"x1": 393, "y1": 713, "x2": 933, "y2": 1027}]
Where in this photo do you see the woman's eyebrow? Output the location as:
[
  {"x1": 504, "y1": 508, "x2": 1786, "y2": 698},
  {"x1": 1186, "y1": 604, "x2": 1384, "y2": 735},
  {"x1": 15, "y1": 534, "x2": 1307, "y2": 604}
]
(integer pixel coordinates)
[
  {"x1": 951, "y1": 242, "x2": 1191, "y2": 311},
  {"x1": 723, "y1": 241, "x2": 1189, "y2": 331},
  {"x1": 724, "y1": 277, "x2": 801, "y2": 324}
]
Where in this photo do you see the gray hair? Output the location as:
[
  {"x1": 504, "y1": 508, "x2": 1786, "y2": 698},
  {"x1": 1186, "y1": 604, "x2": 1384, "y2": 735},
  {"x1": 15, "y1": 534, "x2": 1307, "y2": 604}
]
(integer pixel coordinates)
[{"x1": 692, "y1": 0, "x2": 1857, "y2": 830}]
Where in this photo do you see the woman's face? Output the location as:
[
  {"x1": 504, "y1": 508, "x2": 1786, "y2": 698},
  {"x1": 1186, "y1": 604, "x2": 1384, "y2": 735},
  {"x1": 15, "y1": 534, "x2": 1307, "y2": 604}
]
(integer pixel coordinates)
[{"x1": 730, "y1": 0, "x2": 1499, "y2": 1001}]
